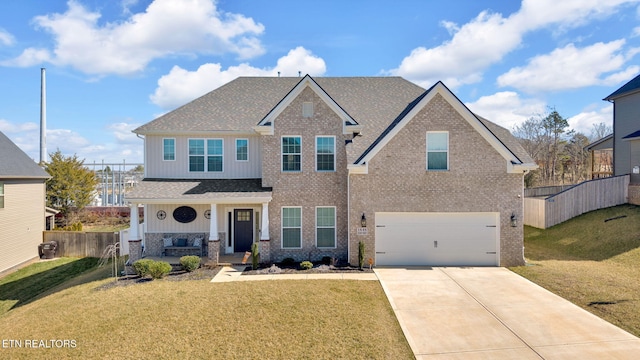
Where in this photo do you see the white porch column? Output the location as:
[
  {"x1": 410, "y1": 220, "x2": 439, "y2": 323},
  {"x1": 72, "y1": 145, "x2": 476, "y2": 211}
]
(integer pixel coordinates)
[
  {"x1": 209, "y1": 204, "x2": 218, "y2": 240},
  {"x1": 129, "y1": 203, "x2": 140, "y2": 240},
  {"x1": 261, "y1": 203, "x2": 270, "y2": 240}
]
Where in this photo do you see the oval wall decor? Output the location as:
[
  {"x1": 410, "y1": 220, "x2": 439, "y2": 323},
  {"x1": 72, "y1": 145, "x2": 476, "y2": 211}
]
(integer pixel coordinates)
[
  {"x1": 156, "y1": 210, "x2": 166, "y2": 220},
  {"x1": 173, "y1": 206, "x2": 197, "y2": 223}
]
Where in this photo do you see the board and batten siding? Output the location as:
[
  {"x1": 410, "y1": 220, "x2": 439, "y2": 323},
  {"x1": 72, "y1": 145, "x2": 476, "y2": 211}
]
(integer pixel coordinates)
[
  {"x1": 144, "y1": 135, "x2": 262, "y2": 179},
  {"x1": 0, "y1": 180, "x2": 46, "y2": 274}
]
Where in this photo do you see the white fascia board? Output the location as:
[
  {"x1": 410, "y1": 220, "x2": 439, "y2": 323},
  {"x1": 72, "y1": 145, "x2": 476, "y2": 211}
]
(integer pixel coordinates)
[
  {"x1": 258, "y1": 75, "x2": 357, "y2": 128},
  {"x1": 345, "y1": 124, "x2": 363, "y2": 135},
  {"x1": 357, "y1": 82, "x2": 520, "y2": 167},
  {"x1": 137, "y1": 130, "x2": 257, "y2": 136},
  {"x1": 347, "y1": 164, "x2": 368, "y2": 174},
  {"x1": 509, "y1": 162, "x2": 539, "y2": 173},
  {"x1": 252, "y1": 125, "x2": 274, "y2": 135},
  {"x1": 126, "y1": 196, "x2": 273, "y2": 205}
]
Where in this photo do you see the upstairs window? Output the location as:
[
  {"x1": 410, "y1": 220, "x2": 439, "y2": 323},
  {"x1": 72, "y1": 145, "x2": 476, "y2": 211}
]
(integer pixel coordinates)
[
  {"x1": 426, "y1": 132, "x2": 449, "y2": 171},
  {"x1": 282, "y1": 136, "x2": 301, "y2": 172},
  {"x1": 163, "y1": 138, "x2": 175, "y2": 161},
  {"x1": 189, "y1": 139, "x2": 223, "y2": 172},
  {"x1": 236, "y1": 138, "x2": 248, "y2": 161},
  {"x1": 0, "y1": 182, "x2": 4, "y2": 208},
  {"x1": 316, "y1": 136, "x2": 335, "y2": 171}
]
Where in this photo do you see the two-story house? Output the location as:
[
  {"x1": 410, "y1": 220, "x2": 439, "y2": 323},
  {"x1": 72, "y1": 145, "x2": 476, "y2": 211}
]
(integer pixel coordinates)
[
  {"x1": 0, "y1": 131, "x2": 51, "y2": 275},
  {"x1": 601, "y1": 73, "x2": 640, "y2": 204},
  {"x1": 127, "y1": 76, "x2": 536, "y2": 267}
]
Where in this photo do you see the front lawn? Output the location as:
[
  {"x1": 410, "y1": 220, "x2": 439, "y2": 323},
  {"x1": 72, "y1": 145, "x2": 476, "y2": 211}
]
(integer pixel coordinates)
[
  {"x1": 0, "y1": 265, "x2": 412, "y2": 359},
  {"x1": 511, "y1": 204, "x2": 640, "y2": 337}
]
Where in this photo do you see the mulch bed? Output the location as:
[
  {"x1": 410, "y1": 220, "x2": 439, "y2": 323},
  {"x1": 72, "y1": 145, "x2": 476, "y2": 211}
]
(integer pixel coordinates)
[
  {"x1": 242, "y1": 264, "x2": 374, "y2": 275},
  {"x1": 96, "y1": 263, "x2": 374, "y2": 290},
  {"x1": 96, "y1": 266, "x2": 222, "y2": 290}
]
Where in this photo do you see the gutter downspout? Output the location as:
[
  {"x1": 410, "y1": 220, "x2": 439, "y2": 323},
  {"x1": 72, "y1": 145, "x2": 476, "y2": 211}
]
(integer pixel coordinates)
[{"x1": 347, "y1": 172, "x2": 351, "y2": 264}]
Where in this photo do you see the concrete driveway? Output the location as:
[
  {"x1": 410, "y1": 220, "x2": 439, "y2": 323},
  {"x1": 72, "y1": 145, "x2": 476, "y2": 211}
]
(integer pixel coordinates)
[{"x1": 375, "y1": 267, "x2": 640, "y2": 359}]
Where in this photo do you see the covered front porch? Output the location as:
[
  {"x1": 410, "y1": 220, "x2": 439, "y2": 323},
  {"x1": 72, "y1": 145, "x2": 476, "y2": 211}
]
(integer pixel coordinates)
[{"x1": 126, "y1": 178, "x2": 272, "y2": 265}]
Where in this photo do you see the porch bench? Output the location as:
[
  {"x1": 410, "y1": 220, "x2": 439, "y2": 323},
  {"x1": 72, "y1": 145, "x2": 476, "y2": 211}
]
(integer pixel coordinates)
[
  {"x1": 162, "y1": 235, "x2": 203, "y2": 257},
  {"x1": 163, "y1": 246, "x2": 201, "y2": 257}
]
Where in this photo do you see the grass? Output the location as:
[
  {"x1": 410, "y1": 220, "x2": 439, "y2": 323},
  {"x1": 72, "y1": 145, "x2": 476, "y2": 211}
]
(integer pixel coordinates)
[
  {"x1": 511, "y1": 204, "x2": 640, "y2": 337},
  {"x1": 0, "y1": 257, "x2": 103, "y2": 316},
  {"x1": 0, "y1": 265, "x2": 412, "y2": 359}
]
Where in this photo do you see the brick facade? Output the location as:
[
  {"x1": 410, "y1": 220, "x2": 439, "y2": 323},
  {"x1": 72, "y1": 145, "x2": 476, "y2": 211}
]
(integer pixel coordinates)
[
  {"x1": 629, "y1": 184, "x2": 640, "y2": 205},
  {"x1": 262, "y1": 87, "x2": 350, "y2": 262},
  {"x1": 348, "y1": 94, "x2": 525, "y2": 267}
]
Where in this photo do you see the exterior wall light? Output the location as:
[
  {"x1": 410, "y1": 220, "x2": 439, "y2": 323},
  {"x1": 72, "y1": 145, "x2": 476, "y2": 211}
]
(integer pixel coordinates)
[
  {"x1": 510, "y1": 212, "x2": 518, "y2": 227},
  {"x1": 361, "y1": 213, "x2": 367, "y2": 227}
]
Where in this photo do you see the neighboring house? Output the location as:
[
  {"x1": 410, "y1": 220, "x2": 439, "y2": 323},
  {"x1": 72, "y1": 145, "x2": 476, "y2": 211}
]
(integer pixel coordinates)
[
  {"x1": 0, "y1": 131, "x2": 51, "y2": 275},
  {"x1": 127, "y1": 76, "x2": 536, "y2": 267},
  {"x1": 595, "y1": 73, "x2": 640, "y2": 204}
]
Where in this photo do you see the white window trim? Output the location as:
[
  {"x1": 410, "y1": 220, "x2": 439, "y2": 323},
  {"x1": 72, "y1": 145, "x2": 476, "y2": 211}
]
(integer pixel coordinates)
[
  {"x1": 235, "y1": 138, "x2": 249, "y2": 162},
  {"x1": 315, "y1": 206, "x2": 336, "y2": 248},
  {"x1": 281, "y1": 206, "x2": 302, "y2": 249},
  {"x1": 162, "y1": 138, "x2": 176, "y2": 161},
  {"x1": 426, "y1": 131, "x2": 449, "y2": 171},
  {"x1": 188, "y1": 138, "x2": 224, "y2": 172},
  {"x1": 315, "y1": 135, "x2": 336, "y2": 172},
  {"x1": 281, "y1": 135, "x2": 302, "y2": 172},
  {"x1": 0, "y1": 182, "x2": 4, "y2": 209}
]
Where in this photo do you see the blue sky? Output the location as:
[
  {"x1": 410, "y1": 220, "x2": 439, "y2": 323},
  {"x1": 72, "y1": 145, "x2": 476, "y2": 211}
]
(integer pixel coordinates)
[{"x1": 1, "y1": 0, "x2": 639, "y2": 165}]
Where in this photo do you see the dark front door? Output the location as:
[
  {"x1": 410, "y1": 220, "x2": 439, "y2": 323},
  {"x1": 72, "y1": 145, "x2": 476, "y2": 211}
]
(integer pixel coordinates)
[{"x1": 234, "y1": 209, "x2": 253, "y2": 252}]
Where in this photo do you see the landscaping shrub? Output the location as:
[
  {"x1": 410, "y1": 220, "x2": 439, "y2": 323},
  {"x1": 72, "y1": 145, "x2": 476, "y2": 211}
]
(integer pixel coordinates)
[
  {"x1": 180, "y1": 256, "x2": 201, "y2": 272},
  {"x1": 280, "y1": 257, "x2": 296, "y2": 267},
  {"x1": 321, "y1": 256, "x2": 332, "y2": 265},
  {"x1": 147, "y1": 261, "x2": 172, "y2": 279},
  {"x1": 358, "y1": 241, "x2": 365, "y2": 269},
  {"x1": 299, "y1": 261, "x2": 313, "y2": 270},
  {"x1": 132, "y1": 259, "x2": 155, "y2": 277},
  {"x1": 251, "y1": 242, "x2": 259, "y2": 270}
]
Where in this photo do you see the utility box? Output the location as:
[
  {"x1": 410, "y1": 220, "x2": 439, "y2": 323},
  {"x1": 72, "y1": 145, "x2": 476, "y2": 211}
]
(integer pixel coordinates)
[{"x1": 38, "y1": 241, "x2": 58, "y2": 259}]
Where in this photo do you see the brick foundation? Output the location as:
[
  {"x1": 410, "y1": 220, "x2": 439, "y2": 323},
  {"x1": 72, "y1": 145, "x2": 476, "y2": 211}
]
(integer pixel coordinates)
[{"x1": 629, "y1": 184, "x2": 640, "y2": 205}]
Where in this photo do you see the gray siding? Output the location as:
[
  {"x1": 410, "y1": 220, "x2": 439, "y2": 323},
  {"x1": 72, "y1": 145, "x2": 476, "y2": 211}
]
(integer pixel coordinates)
[
  {"x1": 145, "y1": 135, "x2": 262, "y2": 179},
  {"x1": 613, "y1": 94, "x2": 640, "y2": 181},
  {"x1": 0, "y1": 179, "x2": 46, "y2": 273}
]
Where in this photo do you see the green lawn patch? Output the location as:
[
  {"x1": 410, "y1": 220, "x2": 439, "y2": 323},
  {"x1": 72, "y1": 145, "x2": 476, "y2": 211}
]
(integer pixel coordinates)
[
  {"x1": 0, "y1": 257, "x2": 101, "y2": 316},
  {"x1": 511, "y1": 204, "x2": 640, "y2": 337},
  {"x1": 0, "y1": 275, "x2": 412, "y2": 359}
]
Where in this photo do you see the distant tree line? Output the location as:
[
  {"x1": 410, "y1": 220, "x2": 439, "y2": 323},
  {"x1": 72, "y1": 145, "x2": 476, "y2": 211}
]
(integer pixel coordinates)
[{"x1": 512, "y1": 107, "x2": 612, "y2": 188}]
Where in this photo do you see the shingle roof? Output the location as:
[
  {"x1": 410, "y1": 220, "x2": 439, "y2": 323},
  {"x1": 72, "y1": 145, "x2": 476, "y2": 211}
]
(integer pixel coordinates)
[
  {"x1": 604, "y1": 73, "x2": 640, "y2": 100},
  {"x1": 126, "y1": 178, "x2": 272, "y2": 201},
  {"x1": 134, "y1": 76, "x2": 531, "y2": 166},
  {"x1": 622, "y1": 129, "x2": 640, "y2": 140},
  {"x1": 0, "y1": 131, "x2": 50, "y2": 179}
]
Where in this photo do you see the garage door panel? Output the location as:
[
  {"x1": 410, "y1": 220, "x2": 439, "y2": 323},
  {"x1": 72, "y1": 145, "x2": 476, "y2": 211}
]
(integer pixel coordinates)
[{"x1": 375, "y1": 212, "x2": 499, "y2": 266}]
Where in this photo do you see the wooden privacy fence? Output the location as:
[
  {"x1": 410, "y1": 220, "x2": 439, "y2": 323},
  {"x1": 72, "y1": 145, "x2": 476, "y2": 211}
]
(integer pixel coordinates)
[
  {"x1": 43, "y1": 231, "x2": 120, "y2": 257},
  {"x1": 524, "y1": 175, "x2": 630, "y2": 229}
]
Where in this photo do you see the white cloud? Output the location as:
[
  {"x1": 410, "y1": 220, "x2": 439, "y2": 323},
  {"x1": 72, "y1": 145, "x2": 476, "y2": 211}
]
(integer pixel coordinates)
[
  {"x1": 0, "y1": 48, "x2": 51, "y2": 67},
  {"x1": 497, "y1": 40, "x2": 634, "y2": 92},
  {"x1": 567, "y1": 104, "x2": 613, "y2": 135},
  {"x1": 150, "y1": 46, "x2": 326, "y2": 109},
  {"x1": 0, "y1": 118, "x2": 143, "y2": 163},
  {"x1": 0, "y1": 28, "x2": 15, "y2": 46},
  {"x1": 465, "y1": 91, "x2": 546, "y2": 130},
  {"x1": 3, "y1": 0, "x2": 265, "y2": 75},
  {"x1": 389, "y1": 0, "x2": 639, "y2": 88}
]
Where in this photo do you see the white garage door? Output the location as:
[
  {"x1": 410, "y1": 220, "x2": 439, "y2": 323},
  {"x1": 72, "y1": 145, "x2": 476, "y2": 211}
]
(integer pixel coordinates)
[{"x1": 375, "y1": 212, "x2": 499, "y2": 266}]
